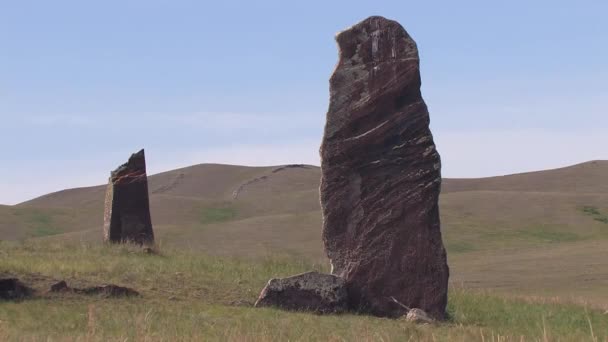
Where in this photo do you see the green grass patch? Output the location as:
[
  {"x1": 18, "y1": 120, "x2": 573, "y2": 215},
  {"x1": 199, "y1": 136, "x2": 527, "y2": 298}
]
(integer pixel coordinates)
[
  {"x1": 11, "y1": 208, "x2": 64, "y2": 238},
  {"x1": 517, "y1": 226, "x2": 581, "y2": 243},
  {"x1": 479, "y1": 225, "x2": 581, "y2": 247},
  {"x1": 582, "y1": 206, "x2": 601, "y2": 216},
  {"x1": 595, "y1": 217, "x2": 608, "y2": 224},
  {"x1": 31, "y1": 226, "x2": 62, "y2": 237},
  {"x1": 445, "y1": 241, "x2": 476, "y2": 254},
  {"x1": 581, "y1": 205, "x2": 608, "y2": 225},
  {"x1": 199, "y1": 205, "x2": 238, "y2": 225},
  {"x1": 0, "y1": 241, "x2": 606, "y2": 340}
]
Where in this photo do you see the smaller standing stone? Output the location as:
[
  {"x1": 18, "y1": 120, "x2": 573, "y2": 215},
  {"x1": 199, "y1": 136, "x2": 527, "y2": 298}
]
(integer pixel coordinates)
[
  {"x1": 255, "y1": 271, "x2": 348, "y2": 314},
  {"x1": 103, "y1": 149, "x2": 154, "y2": 245}
]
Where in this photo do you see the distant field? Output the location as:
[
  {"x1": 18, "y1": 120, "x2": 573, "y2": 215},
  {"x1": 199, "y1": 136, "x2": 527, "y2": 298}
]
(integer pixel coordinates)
[
  {"x1": 1, "y1": 160, "x2": 608, "y2": 310},
  {"x1": 0, "y1": 241, "x2": 606, "y2": 341}
]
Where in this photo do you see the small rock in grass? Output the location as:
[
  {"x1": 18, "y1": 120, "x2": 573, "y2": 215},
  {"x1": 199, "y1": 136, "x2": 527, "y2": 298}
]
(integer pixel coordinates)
[
  {"x1": 142, "y1": 246, "x2": 157, "y2": 255},
  {"x1": 404, "y1": 308, "x2": 434, "y2": 324},
  {"x1": 49, "y1": 280, "x2": 70, "y2": 292},
  {"x1": 0, "y1": 278, "x2": 32, "y2": 300}
]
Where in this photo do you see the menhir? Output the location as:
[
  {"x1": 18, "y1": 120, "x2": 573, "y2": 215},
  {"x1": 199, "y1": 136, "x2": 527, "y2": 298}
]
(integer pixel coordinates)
[
  {"x1": 103, "y1": 149, "x2": 154, "y2": 245},
  {"x1": 320, "y1": 16, "x2": 449, "y2": 319}
]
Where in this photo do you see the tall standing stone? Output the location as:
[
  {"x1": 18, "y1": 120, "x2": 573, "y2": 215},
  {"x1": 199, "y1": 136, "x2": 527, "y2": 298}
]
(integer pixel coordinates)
[
  {"x1": 320, "y1": 16, "x2": 449, "y2": 319},
  {"x1": 103, "y1": 149, "x2": 154, "y2": 245}
]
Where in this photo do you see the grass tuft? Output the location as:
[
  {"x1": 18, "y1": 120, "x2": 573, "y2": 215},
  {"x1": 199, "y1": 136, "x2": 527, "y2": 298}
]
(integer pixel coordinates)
[
  {"x1": 199, "y1": 205, "x2": 238, "y2": 225},
  {"x1": 11, "y1": 208, "x2": 65, "y2": 238},
  {"x1": 446, "y1": 241, "x2": 477, "y2": 254},
  {"x1": 581, "y1": 206, "x2": 608, "y2": 225}
]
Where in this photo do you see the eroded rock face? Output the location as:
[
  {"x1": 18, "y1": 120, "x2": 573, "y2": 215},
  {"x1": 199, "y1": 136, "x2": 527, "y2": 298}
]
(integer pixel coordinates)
[
  {"x1": 320, "y1": 16, "x2": 449, "y2": 319},
  {"x1": 103, "y1": 149, "x2": 154, "y2": 245},
  {"x1": 254, "y1": 271, "x2": 348, "y2": 314}
]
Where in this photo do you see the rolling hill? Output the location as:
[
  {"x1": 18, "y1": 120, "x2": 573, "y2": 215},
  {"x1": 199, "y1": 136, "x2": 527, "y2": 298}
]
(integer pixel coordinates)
[{"x1": 2, "y1": 160, "x2": 608, "y2": 309}]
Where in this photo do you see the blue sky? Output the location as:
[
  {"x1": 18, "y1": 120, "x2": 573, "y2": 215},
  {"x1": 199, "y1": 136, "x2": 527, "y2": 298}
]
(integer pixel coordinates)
[{"x1": 1, "y1": 0, "x2": 607, "y2": 204}]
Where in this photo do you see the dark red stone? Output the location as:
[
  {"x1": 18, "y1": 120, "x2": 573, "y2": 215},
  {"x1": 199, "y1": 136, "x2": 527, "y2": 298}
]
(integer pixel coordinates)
[
  {"x1": 320, "y1": 16, "x2": 449, "y2": 319},
  {"x1": 103, "y1": 149, "x2": 154, "y2": 245}
]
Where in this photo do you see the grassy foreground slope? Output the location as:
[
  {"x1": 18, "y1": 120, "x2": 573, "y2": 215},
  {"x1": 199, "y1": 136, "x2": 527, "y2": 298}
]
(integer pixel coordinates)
[
  {"x1": 3, "y1": 161, "x2": 608, "y2": 310},
  {"x1": 1, "y1": 241, "x2": 607, "y2": 341}
]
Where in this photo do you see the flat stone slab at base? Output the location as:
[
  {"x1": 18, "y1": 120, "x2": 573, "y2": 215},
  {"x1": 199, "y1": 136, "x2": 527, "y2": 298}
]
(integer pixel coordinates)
[
  {"x1": 254, "y1": 271, "x2": 348, "y2": 314},
  {"x1": 0, "y1": 278, "x2": 32, "y2": 300}
]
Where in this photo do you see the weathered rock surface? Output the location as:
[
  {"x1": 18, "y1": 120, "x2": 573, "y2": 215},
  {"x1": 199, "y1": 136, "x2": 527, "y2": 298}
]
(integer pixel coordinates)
[
  {"x1": 254, "y1": 271, "x2": 348, "y2": 314},
  {"x1": 0, "y1": 278, "x2": 32, "y2": 300},
  {"x1": 320, "y1": 16, "x2": 449, "y2": 319},
  {"x1": 103, "y1": 149, "x2": 154, "y2": 245}
]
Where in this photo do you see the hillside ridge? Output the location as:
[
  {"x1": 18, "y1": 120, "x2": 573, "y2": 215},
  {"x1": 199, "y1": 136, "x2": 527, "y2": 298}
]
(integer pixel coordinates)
[{"x1": 17, "y1": 159, "x2": 608, "y2": 207}]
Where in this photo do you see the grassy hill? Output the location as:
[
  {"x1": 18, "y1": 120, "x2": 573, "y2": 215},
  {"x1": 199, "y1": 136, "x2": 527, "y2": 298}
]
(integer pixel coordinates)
[
  {"x1": 443, "y1": 160, "x2": 608, "y2": 194},
  {"x1": 2, "y1": 160, "x2": 608, "y2": 310}
]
